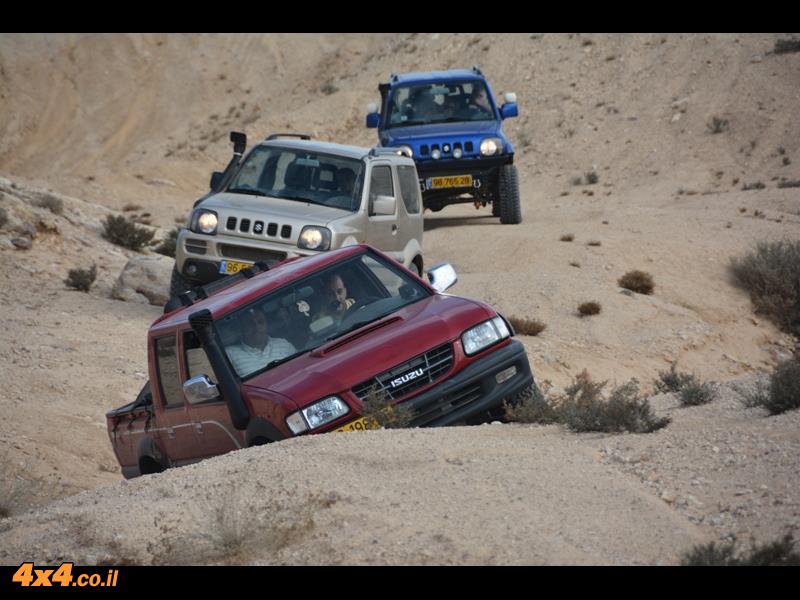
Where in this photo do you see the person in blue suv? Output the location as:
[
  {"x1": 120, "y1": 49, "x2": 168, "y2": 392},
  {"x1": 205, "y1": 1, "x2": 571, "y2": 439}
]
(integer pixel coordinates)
[{"x1": 366, "y1": 67, "x2": 521, "y2": 224}]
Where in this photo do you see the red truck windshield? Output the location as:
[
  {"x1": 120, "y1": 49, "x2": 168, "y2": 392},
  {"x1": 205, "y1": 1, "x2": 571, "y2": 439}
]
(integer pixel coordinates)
[{"x1": 216, "y1": 252, "x2": 430, "y2": 379}]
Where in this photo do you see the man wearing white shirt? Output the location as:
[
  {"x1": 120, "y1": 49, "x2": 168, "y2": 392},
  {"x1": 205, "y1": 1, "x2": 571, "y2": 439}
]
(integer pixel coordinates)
[{"x1": 226, "y1": 307, "x2": 297, "y2": 378}]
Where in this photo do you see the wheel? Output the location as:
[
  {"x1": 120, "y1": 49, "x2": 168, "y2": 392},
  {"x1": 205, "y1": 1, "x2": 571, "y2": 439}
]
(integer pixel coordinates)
[
  {"x1": 169, "y1": 264, "x2": 194, "y2": 298},
  {"x1": 497, "y1": 164, "x2": 522, "y2": 224},
  {"x1": 492, "y1": 199, "x2": 501, "y2": 217}
]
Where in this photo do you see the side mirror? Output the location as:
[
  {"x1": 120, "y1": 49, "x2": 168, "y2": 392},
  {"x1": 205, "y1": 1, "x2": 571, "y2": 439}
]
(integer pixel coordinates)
[
  {"x1": 500, "y1": 103, "x2": 518, "y2": 120},
  {"x1": 366, "y1": 104, "x2": 380, "y2": 129},
  {"x1": 230, "y1": 131, "x2": 247, "y2": 155},
  {"x1": 371, "y1": 195, "x2": 396, "y2": 216},
  {"x1": 183, "y1": 375, "x2": 220, "y2": 404},
  {"x1": 427, "y1": 262, "x2": 458, "y2": 292},
  {"x1": 504, "y1": 92, "x2": 517, "y2": 104},
  {"x1": 209, "y1": 171, "x2": 224, "y2": 191}
]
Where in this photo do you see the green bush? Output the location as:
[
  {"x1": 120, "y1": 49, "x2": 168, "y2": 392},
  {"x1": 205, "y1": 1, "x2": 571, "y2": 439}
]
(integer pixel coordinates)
[
  {"x1": 681, "y1": 533, "x2": 800, "y2": 566},
  {"x1": 155, "y1": 227, "x2": 180, "y2": 258},
  {"x1": 103, "y1": 215, "x2": 155, "y2": 251},
  {"x1": 64, "y1": 264, "x2": 97, "y2": 292},
  {"x1": 707, "y1": 116, "x2": 729, "y2": 134},
  {"x1": 743, "y1": 359, "x2": 800, "y2": 415},
  {"x1": 730, "y1": 240, "x2": 800, "y2": 337},
  {"x1": 679, "y1": 380, "x2": 716, "y2": 406}
]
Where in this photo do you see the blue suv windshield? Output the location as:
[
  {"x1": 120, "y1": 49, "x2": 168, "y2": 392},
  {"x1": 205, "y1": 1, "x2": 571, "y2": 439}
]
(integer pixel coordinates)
[{"x1": 386, "y1": 80, "x2": 495, "y2": 128}]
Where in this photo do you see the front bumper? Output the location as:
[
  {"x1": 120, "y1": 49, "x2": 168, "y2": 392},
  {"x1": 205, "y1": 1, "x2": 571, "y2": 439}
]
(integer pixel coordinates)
[{"x1": 403, "y1": 339, "x2": 533, "y2": 427}]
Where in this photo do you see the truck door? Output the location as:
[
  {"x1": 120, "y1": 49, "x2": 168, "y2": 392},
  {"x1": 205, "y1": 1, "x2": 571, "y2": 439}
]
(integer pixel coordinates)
[
  {"x1": 365, "y1": 162, "x2": 404, "y2": 260},
  {"x1": 181, "y1": 330, "x2": 242, "y2": 458},
  {"x1": 152, "y1": 333, "x2": 203, "y2": 466},
  {"x1": 395, "y1": 163, "x2": 424, "y2": 257}
]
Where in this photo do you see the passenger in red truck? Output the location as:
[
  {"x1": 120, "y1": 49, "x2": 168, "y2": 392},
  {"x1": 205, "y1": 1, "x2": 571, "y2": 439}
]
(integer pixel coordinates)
[{"x1": 225, "y1": 307, "x2": 296, "y2": 377}]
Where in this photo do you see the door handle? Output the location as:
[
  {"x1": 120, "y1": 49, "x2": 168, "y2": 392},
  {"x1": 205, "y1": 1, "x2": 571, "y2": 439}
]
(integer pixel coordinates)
[
  {"x1": 167, "y1": 428, "x2": 176, "y2": 439},
  {"x1": 195, "y1": 422, "x2": 204, "y2": 434},
  {"x1": 392, "y1": 225, "x2": 398, "y2": 235}
]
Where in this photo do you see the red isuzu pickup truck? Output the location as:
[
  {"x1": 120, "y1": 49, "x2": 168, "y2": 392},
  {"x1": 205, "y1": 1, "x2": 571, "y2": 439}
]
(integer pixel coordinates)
[{"x1": 107, "y1": 245, "x2": 535, "y2": 478}]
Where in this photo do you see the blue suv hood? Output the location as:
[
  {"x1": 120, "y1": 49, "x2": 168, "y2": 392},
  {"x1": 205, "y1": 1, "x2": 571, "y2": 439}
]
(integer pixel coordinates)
[{"x1": 385, "y1": 120, "x2": 499, "y2": 143}]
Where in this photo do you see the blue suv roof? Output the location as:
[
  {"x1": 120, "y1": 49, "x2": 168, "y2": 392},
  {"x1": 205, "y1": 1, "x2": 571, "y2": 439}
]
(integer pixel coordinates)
[{"x1": 389, "y1": 69, "x2": 485, "y2": 86}]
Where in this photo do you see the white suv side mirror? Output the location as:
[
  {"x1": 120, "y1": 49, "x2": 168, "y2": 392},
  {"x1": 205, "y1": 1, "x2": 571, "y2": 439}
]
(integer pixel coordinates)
[
  {"x1": 427, "y1": 263, "x2": 458, "y2": 292},
  {"x1": 372, "y1": 195, "x2": 396, "y2": 216}
]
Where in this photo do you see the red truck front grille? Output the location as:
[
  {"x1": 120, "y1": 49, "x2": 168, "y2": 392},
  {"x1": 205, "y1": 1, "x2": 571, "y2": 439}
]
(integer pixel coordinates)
[{"x1": 352, "y1": 343, "x2": 453, "y2": 403}]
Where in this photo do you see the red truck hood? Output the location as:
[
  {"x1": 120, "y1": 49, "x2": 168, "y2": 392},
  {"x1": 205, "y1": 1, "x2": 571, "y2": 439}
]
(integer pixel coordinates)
[{"x1": 242, "y1": 294, "x2": 494, "y2": 404}]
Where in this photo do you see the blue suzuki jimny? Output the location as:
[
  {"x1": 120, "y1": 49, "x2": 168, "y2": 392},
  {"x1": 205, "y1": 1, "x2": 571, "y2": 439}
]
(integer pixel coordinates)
[{"x1": 366, "y1": 67, "x2": 521, "y2": 224}]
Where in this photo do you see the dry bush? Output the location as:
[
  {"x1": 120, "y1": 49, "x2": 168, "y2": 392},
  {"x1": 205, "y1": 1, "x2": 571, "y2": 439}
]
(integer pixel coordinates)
[
  {"x1": 585, "y1": 171, "x2": 599, "y2": 185},
  {"x1": 569, "y1": 261, "x2": 581, "y2": 268},
  {"x1": 34, "y1": 193, "x2": 63, "y2": 215},
  {"x1": 679, "y1": 380, "x2": 716, "y2": 406},
  {"x1": 0, "y1": 207, "x2": 7, "y2": 229},
  {"x1": 320, "y1": 82, "x2": 339, "y2": 95},
  {"x1": 560, "y1": 233, "x2": 575, "y2": 242},
  {"x1": 570, "y1": 176, "x2": 583, "y2": 186},
  {"x1": 774, "y1": 38, "x2": 800, "y2": 54},
  {"x1": 359, "y1": 386, "x2": 414, "y2": 429},
  {"x1": 707, "y1": 116, "x2": 729, "y2": 134},
  {"x1": 103, "y1": 215, "x2": 155, "y2": 251},
  {"x1": 123, "y1": 203, "x2": 143, "y2": 212},
  {"x1": 654, "y1": 364, "x2": 696, "y2": 394},
  {"x1": 681, "y1": 533, "x2": 800, "y2": 566},
  {"x1": 742, "y1": 181, "x2": 765, "y2": 191},
  {"x1": 504, "y1": 383, "x2": 557, "y2": 424},
  {"x1": 65, "y1": 264, "x2": 97, "y2": 292},
  {"x1": 777, "y1": 180, "x2": 800, "y2": 189},
  {"x1": 587, "y1": 240, "x2": 602, "y2": 247},
  {"x1": 155, "y1": 227, "x2": 180, "y2": 258},
  {"x1": 742, "y1": 359, "x2": 800, "y2": 415},
  {"x1": 730, "y1": 240, "x2": 800, "y2": 337},
  {"x1": 578, "y1": 301, "x2": 601, "y2": 317},
  {"x1": 508, "y1": 317, "x2": 546, "y2": 336},
  {"x1": 618, "y1": 270, "x2": 654, "y2": 295},
  {"x1": 556, "y1": 371, "x2": 670, "y2": 434}
]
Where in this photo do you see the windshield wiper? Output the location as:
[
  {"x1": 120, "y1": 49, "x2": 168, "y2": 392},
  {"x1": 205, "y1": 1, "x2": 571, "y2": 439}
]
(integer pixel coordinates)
[
  {"x1": 274, "y1": 194, "x2": 322, "y2": 205},
  {"x1": 264, "y1": 349, "x2": 309, "y2": 370},
  {"x1": 227, "y1": 187, "x2": 269, "y2": 197}
]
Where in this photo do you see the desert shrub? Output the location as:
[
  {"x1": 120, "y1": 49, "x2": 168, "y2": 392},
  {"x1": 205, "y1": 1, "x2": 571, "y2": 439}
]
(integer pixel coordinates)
[
  {"x1": 103, "y1": 215, "x2": 155, "y2": 251},
  {"x1": 64, "y1": 264, "x2": 97, "y2": 292},
  {"x1": 679, "y1": 380, "x2": 716, "y2": 406},
  {"x1": 618, "y1": 270, "x2": 654, "y2": 295},
  {"x1": 587, "y1": 240, "x2": 602, "y2": 247},
  {"x1": 508, "y1": 317, "x2": 546, "y2": 336},
  {"x1": 742, "y1": 181, "x2": 765, "y2": 191},
  {"x1": 707, "y1": 116, "x2": 729, "y2": 134},
  {"x1": 569, "y1": 261, "x2": 581, "y2": 268},
  {"x1": 34, "y1": 193, "x2": 63, "y2": 215},
  {"x1": 0, "y1": 207, "x2": 7, "y2": 228},
  {"x1": 123, "y1": 203, "x2": 143, "y2": 212},
  {"x1": 557, "y1": 372, "x2": 670, "y2": 434},
  {"x1": 585, "y1": 171, "x2": 599, "y2": 185},
  {"x1": 155, "y1": 227, "x2": 180, "y2": 258},
  {"x1": 570, "y1": 176, "x2": 583, "y2": 186},
  {"x1": 560, "y1": 233, "x2": 575, "y2": 242},
  {"x1": 743, "y1": 359, "x2": 800, "y2": 415},
  {"x1": 681, "y1": 533, "x2": 800, "y2": 566},
  {"x1": 654, "y1": 364, "x2": 696, "y2": 394},
  {"x1": 578, "y1": 301, "x2": 601, "y2": 317},
  {"x1": 359, "y1": 387, "x2": 414, "y2": 429},
  {"x1": 774, "y1": 38, "x2": 800, "y2": 54},
  {"x1": 777, "y1": 180, "x2": 800, "y2": 189},
  {"x1": 320, "y1": 82, "x2": 338, "y2": 95},
  {"x1": 730, "y1": 240, "x2": 800, "y2": 337},
  {"x1": 503, "y1": 384, "x2": 557, "y2": 424}
]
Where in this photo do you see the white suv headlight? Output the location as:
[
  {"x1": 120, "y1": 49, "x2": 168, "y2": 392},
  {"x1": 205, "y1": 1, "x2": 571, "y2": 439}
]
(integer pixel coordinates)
[
  {"x1": 190, "y1": 209, "x2": 218, "y2": 235},
  {"x1": 286, "y1": 396, "x2": 350, "y2": 434},
  {"x1": 461, "y1": 316, "x2": 510, "y2": 356},
  {"x1": 479, "y1": 137, "x2": 504, "y2": 156},
  {"x1": 298, "y1": 226, "x2": 332, "y2": 251}
]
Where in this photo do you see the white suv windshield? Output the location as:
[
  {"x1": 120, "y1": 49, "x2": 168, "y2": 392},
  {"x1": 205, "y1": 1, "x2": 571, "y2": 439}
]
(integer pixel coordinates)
[
  {"x1": 216, "y1": 251, "x2": 429, "y2": 380},
  {"x1": 227, "y1": 146, "x2": 365, "y2": 212},
  {"x1": 387, "y1": 81, "x2": 494, "y2": 128}
]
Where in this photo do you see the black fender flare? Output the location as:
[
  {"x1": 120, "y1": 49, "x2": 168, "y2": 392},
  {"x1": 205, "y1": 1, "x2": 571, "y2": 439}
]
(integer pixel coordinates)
[
  {"x1": 245, "y1": 417, "x2": 286, "y2": 447},
  {"x1": 136, "y1": 436, "x2": 168, "y2": 475}
]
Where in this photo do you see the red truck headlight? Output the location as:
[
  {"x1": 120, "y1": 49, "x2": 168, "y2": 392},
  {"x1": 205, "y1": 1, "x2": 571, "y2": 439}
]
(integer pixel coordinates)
[{"x1": 287, "y1": 395, "x2": 350, "y2": 434}]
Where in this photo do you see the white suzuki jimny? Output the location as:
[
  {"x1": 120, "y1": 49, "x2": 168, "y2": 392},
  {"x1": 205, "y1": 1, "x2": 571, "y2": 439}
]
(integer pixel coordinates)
[{"x1": 171, "y1": 132, "x2": 424, "y2": 297}]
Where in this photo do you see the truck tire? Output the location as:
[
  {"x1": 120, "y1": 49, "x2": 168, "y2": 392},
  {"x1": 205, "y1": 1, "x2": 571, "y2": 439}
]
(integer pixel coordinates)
[
  {"x1": 169, "y1": 264, "x2": 193, "y2": 299},
  {"x1": 498, "y1": 164, "x2": 522, "y2": 225}
]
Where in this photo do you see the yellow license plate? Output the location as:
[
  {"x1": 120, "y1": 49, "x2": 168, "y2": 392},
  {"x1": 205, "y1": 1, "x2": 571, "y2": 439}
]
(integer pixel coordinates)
[
  {"x1": 335, "y1": 417, "x2": 375, "y2": 432},
  {"x1": 427, "y1": 175, "x2": 473, "y2": 189},
  {"x1": 219, "y1": 260, "x2": 251, "y2": 275}
]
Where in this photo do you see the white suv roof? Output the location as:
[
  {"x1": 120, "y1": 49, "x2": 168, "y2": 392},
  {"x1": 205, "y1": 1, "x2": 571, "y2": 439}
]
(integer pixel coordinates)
[{"x1": 260, "y1": 138, "x2": 371, "y2": 160}]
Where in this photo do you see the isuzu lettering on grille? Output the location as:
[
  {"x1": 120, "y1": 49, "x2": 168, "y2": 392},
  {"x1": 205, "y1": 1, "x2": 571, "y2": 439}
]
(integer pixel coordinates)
[{"x1": 391, "y1": 368, "x2": 425, "y2": 389}]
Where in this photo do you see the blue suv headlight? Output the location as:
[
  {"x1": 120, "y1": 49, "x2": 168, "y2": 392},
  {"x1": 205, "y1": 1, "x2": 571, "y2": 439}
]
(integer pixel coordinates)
[{"x1": 480, "y1": 137, "x2": 504, "y2": 156}]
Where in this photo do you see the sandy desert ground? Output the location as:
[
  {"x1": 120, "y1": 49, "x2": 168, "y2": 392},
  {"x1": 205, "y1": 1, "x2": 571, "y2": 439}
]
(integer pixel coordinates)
[{"x1": 0, "y1": 33, "x2": 798, "y2": 565}]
